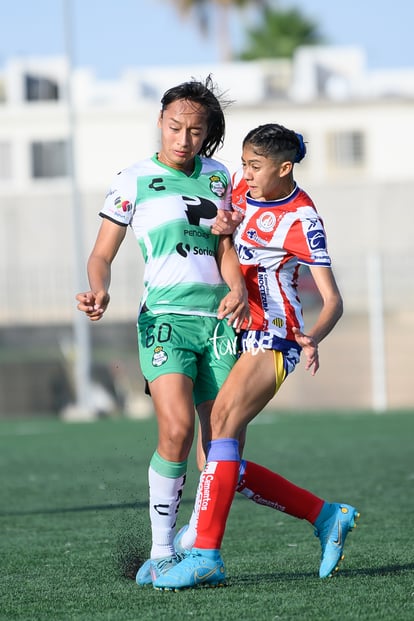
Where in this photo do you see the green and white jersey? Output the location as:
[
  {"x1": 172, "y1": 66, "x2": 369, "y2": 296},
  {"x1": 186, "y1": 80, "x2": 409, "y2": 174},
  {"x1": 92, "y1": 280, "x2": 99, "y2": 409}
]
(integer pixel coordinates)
[{"x1": 100, "y1": 154, "x2": 232, "y2": 316}]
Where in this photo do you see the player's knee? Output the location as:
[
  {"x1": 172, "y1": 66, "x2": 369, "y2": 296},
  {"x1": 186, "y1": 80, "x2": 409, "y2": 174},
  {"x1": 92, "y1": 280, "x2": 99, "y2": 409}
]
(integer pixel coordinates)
[{"x1": 159, "y1": 423, "x2": 194, "y2": 461}]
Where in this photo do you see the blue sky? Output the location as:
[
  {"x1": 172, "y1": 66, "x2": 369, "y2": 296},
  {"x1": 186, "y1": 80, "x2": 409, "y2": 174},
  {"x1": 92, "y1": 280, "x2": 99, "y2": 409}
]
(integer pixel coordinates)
[{"x1": 1, "y1": 0, "x2": 412, "y2": 77}]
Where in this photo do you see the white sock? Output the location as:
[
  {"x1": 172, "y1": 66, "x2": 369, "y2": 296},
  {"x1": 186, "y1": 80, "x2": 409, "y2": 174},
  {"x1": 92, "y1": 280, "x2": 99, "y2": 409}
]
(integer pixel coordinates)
[
  {"x1": 180, "y1": 476, "x2": 202, "y2": 550},
  {"x1": 148, "y1": 465, "x2": 186, "y2": 558}
]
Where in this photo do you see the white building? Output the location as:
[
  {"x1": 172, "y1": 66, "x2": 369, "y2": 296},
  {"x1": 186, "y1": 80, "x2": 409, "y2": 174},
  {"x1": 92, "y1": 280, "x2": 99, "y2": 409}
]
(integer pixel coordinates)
[{"x1": 0, "y1": 47, "x2": 413, "y2": 412}]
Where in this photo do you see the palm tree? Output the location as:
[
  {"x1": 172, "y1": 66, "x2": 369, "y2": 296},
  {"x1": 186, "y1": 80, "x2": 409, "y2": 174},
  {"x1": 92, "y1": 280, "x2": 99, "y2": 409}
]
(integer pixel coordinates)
[
  {"x1": 165, "y1": 0, "x2": 270, "y2": 62},
  {"x1": 239, "y1": 6, "x2": 325, "y2": 61}
]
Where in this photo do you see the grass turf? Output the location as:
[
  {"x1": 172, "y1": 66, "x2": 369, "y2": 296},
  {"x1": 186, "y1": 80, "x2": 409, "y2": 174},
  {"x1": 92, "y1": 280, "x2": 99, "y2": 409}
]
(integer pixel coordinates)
[{"x1": 1, "y1": 411, "x2": 414, "y2": 620}]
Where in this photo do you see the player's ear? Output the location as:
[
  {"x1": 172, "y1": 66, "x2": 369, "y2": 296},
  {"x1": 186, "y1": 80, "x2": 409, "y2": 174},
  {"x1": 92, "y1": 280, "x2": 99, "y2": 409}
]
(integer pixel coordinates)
[
  {"x1": 157, "y1": 111, "x2": 163, "y2": 128},
  {"x1": 279, "y1": 161, "x2": 293, "y2": 177}
]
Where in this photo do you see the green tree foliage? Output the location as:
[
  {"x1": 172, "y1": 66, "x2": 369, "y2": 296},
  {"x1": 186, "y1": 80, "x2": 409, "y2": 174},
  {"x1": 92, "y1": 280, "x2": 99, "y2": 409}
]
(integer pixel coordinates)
[
  {"x1": 239, "y1": 6, "x2": 325, "y2": 60},
  {"x1": 165, "y1": 1, "x2": 324, "y2": 62}
]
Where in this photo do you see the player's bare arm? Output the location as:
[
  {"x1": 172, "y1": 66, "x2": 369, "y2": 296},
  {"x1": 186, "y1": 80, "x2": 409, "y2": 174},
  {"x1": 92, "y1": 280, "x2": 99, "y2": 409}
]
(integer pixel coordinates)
[
  {"x1": 76, "y1": 218, "x2": 127, "y2": 321},
  {"x1": 294, "y1": 265, "x2": 343, "y2": 375},
  {"x1": 216, "y1": 235, "x2": 251, "y2": 331}
]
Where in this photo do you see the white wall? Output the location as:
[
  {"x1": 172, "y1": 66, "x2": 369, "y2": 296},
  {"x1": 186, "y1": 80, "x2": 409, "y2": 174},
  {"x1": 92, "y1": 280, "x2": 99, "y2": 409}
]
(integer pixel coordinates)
[{"x1": 1, "y1": 53, "x2": 413, "y2": 411}]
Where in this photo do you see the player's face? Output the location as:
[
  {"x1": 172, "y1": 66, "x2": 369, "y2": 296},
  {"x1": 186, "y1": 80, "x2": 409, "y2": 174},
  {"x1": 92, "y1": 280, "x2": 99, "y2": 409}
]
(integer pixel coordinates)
[
  {"x1": 241, "y1": 145, "x2": 289, "y2": 201},
  {"x1": 157, "y1": 99, "x2": 209, "y2": 173}
]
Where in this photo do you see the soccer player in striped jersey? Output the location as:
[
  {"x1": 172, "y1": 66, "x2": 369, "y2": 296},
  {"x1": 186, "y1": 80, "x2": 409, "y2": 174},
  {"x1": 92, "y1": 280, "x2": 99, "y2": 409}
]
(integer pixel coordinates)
[{"x1": 153, "y1": 123, "x2": 359, "y2": 591}]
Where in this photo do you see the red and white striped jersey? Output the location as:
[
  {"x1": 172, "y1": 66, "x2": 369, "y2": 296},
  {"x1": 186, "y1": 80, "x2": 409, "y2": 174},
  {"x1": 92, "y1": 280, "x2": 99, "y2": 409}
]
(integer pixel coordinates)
[{"x1": 232, "y1": 171, "x2": 332, "y2": 339}]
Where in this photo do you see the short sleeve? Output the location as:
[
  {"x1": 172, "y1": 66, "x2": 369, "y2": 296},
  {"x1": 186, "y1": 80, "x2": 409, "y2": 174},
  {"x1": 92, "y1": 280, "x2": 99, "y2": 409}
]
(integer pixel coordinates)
[
  {"x1": 284, "y1": 209, "x2": 332, "y2": 267},
  {"x1": 99, "y1": 167, "x2": 137, "y2": 226}
]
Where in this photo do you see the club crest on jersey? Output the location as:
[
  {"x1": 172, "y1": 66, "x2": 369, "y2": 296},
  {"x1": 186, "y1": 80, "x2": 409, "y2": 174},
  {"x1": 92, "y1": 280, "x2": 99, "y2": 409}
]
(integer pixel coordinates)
[
  {"x1": 257, "y1": 211, "x2": 276, "y2": 232},
  {"x1": 209, "y1": 175, "x2": 226, "y2": 197},
  {"x1": 152, "y1": 346, "x2": 168, "y2": 367},
  {"x1": 114, "y1": 196, "x2": 132, "y2": 212}
]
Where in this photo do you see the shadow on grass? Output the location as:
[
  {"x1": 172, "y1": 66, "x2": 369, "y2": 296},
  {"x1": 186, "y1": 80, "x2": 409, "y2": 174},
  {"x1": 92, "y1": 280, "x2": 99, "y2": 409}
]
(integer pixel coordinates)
[
  {"x1": 230, "y1": 562, "x2": 414, "y2": 585},
  {"x1": 339, "y1": 563, "x2": 414, "y2": 577},
  {"x1": 0, "y1": 498, "x2": 194, "y2": 517}
]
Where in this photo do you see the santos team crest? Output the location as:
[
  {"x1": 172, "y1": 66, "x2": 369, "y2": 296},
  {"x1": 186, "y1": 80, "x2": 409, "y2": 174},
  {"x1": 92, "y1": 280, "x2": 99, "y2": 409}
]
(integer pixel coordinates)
[
  {"x1": 209, "y1": 175, "x2": 226, "y2": 197},
  {"x1": 152, "y1": 346, "x2": 168, "y2": 367}
]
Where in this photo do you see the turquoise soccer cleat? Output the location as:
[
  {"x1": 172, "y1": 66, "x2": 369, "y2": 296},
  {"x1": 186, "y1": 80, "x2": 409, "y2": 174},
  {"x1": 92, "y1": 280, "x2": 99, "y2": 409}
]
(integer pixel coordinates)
[
  {"x1": 136, "y1": 558, "x2": 152, "y2": 586},
  {"x1": 173, "y1": 524, "x2": 191, "y2": 560},
  {"x1": 136, "y1": 555, "x2": 178, "y2": 586},
  {"x1": 315, "y1": 503, "x2": 360, "y2": 578},
  {"x1": 153, "y1": 549, "x2": 226, "y2": 591}
]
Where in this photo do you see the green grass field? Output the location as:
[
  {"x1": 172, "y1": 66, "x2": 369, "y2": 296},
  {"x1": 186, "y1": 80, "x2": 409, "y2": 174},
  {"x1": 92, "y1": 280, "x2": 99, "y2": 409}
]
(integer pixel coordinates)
[{"x1": 1, "y1": 410, "x2": 414, "y2": 621}]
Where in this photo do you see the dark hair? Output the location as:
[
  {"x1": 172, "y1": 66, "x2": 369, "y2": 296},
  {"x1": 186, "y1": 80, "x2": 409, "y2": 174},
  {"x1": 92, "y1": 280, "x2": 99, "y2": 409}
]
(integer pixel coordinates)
[
  {"x1": 243, "y1": 123, "x2": 307, "y2": 164},
  {"x1": 160, "y1": 75, "x2": 230, "y2": 158}
]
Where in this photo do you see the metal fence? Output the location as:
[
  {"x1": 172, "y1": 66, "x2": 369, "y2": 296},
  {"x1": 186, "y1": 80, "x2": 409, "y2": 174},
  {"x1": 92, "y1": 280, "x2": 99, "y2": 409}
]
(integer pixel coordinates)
[{"x1": 0, "y1": 183, "x2": 413, "y2": 414}]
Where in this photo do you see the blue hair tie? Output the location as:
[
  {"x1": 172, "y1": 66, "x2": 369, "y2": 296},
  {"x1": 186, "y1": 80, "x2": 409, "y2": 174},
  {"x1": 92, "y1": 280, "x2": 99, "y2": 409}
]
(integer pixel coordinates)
[{"x1": 295, "y1": 132, "x2": 307, "y2": 163}]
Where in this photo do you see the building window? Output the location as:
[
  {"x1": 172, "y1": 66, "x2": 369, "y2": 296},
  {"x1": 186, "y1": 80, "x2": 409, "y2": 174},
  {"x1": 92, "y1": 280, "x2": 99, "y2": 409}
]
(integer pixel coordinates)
[
  {"x1": 31, "y1": 140, "x2": 68, "y2": 178},
  {"x1": 328, "y1": 131, "x2": 365, "y2": 167},
  {"x1": 25, "y1": 74, "x2": 59, "y2": 101},
  {"x1": 0, "y1": 142, "x2": 12, "y2": 180}
]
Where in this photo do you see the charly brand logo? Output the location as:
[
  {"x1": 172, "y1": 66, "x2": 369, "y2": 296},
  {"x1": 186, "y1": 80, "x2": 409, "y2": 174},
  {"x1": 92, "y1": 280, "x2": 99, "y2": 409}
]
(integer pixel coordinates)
[{"x1": 148, "y1": 177, "x2": 166, "y2": 191}]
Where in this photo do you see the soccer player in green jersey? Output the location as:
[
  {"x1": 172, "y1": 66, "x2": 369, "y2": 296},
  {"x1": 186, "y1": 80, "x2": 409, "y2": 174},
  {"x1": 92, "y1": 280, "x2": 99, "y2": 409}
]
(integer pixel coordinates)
[{"x1": 76, "y1": 76, "x2": 249, "y2": 584}]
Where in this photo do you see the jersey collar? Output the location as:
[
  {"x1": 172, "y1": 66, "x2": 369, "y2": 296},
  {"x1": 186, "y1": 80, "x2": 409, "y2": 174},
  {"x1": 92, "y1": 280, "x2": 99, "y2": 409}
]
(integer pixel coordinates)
[{"x1": 246, "y1": 182, "x2": 299, "y2": 208}]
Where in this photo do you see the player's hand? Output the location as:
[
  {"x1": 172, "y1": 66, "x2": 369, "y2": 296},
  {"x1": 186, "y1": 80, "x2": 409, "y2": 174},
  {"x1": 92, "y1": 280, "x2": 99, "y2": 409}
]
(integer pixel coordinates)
[
  {"x1": 76, "y1": 290, "x2": 110, "y2": 321},
  {"x1": 217, "y1": 287, "x2": 251, "y2": 333},
  {"x1": 211, "y1": 209, "x2": 244, "y2": 236},
  {"x1": 292, "y1": 327, "x2": 319, "y2": 375}
]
